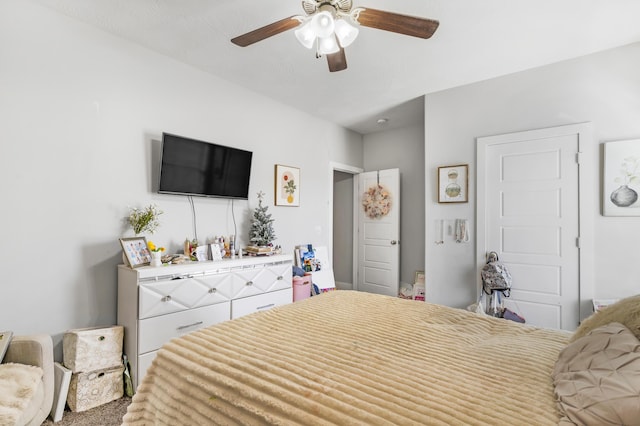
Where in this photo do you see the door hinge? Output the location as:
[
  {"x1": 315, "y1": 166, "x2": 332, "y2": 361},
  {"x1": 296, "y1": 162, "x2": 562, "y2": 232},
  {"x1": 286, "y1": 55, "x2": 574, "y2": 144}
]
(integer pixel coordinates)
[
  {"x1": 576, "y1": 152, "x2": 583, "y2": 164},
  {"x1": 576, "y1": 237, "x2": 581, "y2": 248}
]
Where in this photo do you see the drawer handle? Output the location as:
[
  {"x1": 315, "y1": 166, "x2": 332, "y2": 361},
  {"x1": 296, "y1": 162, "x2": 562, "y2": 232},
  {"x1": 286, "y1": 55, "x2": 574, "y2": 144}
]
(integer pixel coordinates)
[
  {"x1": 171, "y1": 274, "x2": 193, "y2": 280},
  {"x1": 208, "y1": 288, "x2": 217, "y2": 294},
  {"x1": 161, "y1": 295, "x2": 172, "y2": 302},
  {"x1": 245, "y1": 281, "x2": 253, "y2": 286},
  {"x1": 277, "y1": 276, "x2": 283, "y2": 280},
  {"x1": 177, "y1": 321, "x2": 203, "y2": 331},
  {"x1": 256, "y1": 303, "x2": 275, "y2": 311}
]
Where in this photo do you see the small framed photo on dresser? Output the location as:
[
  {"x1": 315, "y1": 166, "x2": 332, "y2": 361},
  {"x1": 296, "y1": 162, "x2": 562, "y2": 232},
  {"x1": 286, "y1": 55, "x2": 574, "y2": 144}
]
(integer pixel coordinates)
[
  {"x1": 194, "y1": 245, "x2": 209, "y2": 262},
  {"x1": 120, "y1": 237, "x2": 151, "y2": 268},
  {"x1": 210, "y1": 243, "x2": 223, "y2": 261}
]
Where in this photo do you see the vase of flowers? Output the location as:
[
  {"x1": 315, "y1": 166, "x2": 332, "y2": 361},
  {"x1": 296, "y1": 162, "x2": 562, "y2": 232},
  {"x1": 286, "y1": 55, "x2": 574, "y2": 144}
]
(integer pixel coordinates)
[
  {"x1": 128, "y1": 204, "x2": 163, "y2": 235},
  {"x1": 147, "y1": 240, "x2": 165, "y2": 267}
]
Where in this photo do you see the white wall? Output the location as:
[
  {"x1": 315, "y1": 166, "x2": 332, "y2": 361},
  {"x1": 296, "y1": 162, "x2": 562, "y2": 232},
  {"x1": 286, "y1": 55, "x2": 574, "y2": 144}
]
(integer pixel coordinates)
[
  {"x1": 425, "y1": 42, "x2": 640, "y2": 308},
  {"x1": 0, "y1": 1, "x2": 362, "y2": 358},
  {"x1": 364, "y1": 123, "x2": 425, "y2": 287}
]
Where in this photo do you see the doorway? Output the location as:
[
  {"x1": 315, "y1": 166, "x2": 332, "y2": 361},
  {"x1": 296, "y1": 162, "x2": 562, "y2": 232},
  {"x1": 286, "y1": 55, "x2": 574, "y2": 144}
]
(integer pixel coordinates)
[{"x1": 329, "y1": 162, "x2": 363, "y2": 290}]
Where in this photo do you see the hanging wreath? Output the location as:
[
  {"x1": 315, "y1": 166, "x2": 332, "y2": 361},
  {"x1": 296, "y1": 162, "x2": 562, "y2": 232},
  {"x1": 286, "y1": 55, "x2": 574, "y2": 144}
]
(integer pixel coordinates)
[{"x1": 362, "y1": 184, "x2": 392, "y2": 219}]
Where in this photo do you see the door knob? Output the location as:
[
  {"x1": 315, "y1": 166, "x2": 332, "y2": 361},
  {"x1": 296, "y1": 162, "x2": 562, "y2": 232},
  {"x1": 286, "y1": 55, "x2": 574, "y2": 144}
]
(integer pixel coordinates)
[{"x1": 391, "y1": 240, "x2": 399, "y2": 245}]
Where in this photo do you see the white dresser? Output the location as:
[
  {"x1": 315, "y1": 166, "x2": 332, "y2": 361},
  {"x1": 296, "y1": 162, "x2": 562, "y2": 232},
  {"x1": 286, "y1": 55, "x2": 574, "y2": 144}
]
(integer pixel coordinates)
[{"x1": 117, "y1": 254, "x2": 292, "y2": 389}]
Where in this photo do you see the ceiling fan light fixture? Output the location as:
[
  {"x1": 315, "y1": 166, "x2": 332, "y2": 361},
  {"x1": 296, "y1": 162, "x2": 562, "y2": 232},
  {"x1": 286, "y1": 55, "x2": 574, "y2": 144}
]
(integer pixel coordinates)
[
  {"x1": 231, "y1": 2, "x2": 440, "y2": 73},
  {"x1": 310, "y1": 11, "x2": 335, "y2": 38},
  {"x1": 295, "y1": 21, "x2": 316, "y2": 49},
  {"x1": 334, "y1": 18, "x2": 358, "y2": 47},
  {"x1": 317, "y1": 35, "x2": 340, "y2": 55}
]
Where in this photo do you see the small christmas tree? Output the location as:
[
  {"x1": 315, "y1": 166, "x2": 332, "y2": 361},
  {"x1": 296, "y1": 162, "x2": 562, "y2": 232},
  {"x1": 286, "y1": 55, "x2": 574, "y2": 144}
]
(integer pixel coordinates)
[{"x1": 249, "y1": 191, "x2": 276, "y2": 247}]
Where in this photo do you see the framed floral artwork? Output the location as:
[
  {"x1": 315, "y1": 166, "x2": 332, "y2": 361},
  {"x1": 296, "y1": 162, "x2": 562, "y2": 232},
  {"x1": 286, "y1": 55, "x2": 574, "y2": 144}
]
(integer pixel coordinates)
[
  {"x1": 438, "y1": 164, "x2": 469, "y2": 203},
  {"x1": 275, "y1": 164, "x2": 300, "y2": 206},
  {"x1": 603, "y1": 139, "x2": 640, "y2": 216},
  {"x1": 119, "y1": 237, "x2": 151, "y2": 268}
]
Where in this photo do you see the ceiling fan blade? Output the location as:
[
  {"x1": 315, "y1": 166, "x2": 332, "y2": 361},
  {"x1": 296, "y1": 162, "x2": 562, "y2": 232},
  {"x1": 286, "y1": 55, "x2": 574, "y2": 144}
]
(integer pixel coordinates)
[
  {"x1": 356, "y1": 8, "x2": 439, "y2": 39},
  {"x1": 327, "y1": 48, "x2": 347, "y2": 72},
  {"x1": 231, "y1": 16, "x2": 301, "y2": 47}
]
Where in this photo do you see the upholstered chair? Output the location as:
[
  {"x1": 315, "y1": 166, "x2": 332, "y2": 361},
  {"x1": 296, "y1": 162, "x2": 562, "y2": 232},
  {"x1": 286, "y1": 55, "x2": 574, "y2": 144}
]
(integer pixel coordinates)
[{"x1": 1, "y1": 334, "x2": 54, "y2": 426}]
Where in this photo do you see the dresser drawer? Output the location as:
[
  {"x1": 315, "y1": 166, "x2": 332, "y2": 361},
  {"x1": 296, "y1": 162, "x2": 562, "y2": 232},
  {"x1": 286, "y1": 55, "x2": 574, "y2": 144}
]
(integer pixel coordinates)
[
  {"x1": 231, "y1": 288, "x2": 292, "y2": 320},
  {"x1": 230, "y1": 264, "x2": 292, "y2": 299},
  {"x1": 138, "y1": 302, "x2": 230, "y2": 354},
  {"x1": 138, "y1": 274, "x2": 232, "y2": 319},
  {"x1": 137, "y1": 350, "x2": 157, "y2": 390}
]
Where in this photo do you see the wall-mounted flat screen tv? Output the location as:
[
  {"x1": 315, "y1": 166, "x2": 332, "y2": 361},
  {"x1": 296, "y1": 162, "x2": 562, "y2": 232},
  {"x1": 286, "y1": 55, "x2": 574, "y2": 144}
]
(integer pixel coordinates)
[{"x1": 158, "y1": 133, "x2": 252, "y2": 200}]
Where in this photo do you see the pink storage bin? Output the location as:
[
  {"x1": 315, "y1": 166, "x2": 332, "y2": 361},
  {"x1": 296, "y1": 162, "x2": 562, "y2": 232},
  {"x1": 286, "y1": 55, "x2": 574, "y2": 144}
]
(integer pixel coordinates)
[{"x1": 293, "y1": 275, "x2": 312, "y2": 302}]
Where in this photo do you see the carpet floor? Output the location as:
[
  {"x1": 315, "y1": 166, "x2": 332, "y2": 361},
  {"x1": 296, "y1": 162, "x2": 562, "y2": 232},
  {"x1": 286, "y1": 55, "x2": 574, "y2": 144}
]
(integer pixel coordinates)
[{"x1": 42, "y1": 397, "x2": 131, "y2": 426}]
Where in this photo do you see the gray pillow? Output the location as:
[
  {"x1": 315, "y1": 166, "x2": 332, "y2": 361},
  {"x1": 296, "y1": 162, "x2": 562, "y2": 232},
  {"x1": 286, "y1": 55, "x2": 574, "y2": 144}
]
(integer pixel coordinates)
[
  {"x1": 571, "y1": 294, "x2": 640, "y2": 342},
  {"x1": 553, "y1": 322, "x2": 640, "y2": 425}
]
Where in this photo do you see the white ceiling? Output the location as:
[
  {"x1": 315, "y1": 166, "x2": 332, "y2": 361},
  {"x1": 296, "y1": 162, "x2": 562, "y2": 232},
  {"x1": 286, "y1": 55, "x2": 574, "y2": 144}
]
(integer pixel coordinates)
[{"x1": 34, "y1": 0, "x2": 640, "y2": 134}]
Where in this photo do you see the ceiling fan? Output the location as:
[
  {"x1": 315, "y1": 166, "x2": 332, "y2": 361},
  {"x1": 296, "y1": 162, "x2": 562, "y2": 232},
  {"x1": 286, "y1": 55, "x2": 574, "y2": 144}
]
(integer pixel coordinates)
[{"x1": 231, "y1": 0, "x2": 439, "y2": 72}]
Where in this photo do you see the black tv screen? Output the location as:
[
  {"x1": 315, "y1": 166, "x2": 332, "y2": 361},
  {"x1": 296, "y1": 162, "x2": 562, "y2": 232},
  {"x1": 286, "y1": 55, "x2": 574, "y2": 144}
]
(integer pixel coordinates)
[{"x1": 158, "y1": 133, "x2": 252, "y2": 200}]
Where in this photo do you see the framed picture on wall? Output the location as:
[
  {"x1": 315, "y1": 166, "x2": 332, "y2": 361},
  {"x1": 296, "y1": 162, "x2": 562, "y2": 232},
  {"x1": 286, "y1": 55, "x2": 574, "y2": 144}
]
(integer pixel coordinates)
[
  {"x1": 119, "y1": 237, "x2": 151, "y2": 268},
  {"x1": 438, "y1": 164, "x2": 469, "y2": 203},
  {"x1": 275, "y1": 164, "x2": 300, "y2": 206},
  {"x1": 603, "y1": 139, "x2": 640, "y2": 216}
]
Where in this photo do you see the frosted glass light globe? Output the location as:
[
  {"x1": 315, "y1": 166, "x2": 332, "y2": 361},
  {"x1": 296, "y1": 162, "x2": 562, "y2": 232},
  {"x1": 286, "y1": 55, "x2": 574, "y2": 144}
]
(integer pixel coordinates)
[
  {"x1": 318, "y1": 35, "x2": 340, "y2": 55},
  {"x1": 310, "y1": 11, "x2": 335, "y2": 38},
  {"x1": 295, "y1": 21, "x2": 315, "y2": 49},
  {"x1": 334, "y1": 19, "x2": 359, "y2": 47}
]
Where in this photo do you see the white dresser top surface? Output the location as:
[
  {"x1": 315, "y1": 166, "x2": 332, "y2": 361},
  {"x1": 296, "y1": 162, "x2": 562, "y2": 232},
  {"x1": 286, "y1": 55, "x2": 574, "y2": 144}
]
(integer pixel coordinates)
[{"x1": 118, "y1": 253, "x2": 293, "y2": 279}]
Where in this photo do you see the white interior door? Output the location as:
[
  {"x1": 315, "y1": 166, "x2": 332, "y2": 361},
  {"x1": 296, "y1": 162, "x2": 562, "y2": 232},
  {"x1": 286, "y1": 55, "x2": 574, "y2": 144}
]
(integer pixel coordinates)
[
  {"x1": 357, "y1": 169, "x2": 400, "y2": 296},
  {"x1": 477, "y1": 126, "x2": 587, "y2": 330}
]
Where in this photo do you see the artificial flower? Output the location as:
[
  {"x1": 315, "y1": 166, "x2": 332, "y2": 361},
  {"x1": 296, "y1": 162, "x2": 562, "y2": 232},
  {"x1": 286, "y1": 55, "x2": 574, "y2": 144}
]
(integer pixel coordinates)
[
  {"x1": 147, "y1": 241, "x2": 165, "y2": 252},
  {"x1": 362, "y1": 184, "x2": 392, "y2": 219}
]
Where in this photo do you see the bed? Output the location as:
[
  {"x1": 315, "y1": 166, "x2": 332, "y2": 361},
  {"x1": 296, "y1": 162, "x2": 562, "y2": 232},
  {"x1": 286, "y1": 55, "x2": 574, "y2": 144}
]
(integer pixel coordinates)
[{"x1": 122, "y1": 291, "x2": 640, "y2": 425}]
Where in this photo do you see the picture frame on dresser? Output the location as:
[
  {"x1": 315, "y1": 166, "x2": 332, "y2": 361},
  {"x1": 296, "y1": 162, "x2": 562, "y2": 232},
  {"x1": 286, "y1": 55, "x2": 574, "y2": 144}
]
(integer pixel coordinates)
[
  {"x1": 210, "y1": 243, "x2": 223, "y2": 261},
  {"x1": 194, "y1": 245, "x2": 209, "y2": 262},
  {"x1": 119, "y1": 237, "x2": 151, "y2": 268}
]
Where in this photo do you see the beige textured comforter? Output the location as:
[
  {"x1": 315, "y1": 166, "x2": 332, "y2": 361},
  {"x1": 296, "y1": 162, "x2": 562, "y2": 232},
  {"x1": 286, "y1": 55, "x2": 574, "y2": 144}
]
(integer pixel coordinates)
[{"x1": 123, "y1": 291, "x2": 570, "y2": 425}]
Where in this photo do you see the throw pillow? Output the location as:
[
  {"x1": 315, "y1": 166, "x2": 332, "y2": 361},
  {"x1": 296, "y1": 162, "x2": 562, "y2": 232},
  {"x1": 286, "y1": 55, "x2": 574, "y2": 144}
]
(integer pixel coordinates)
[
  {"x1": 571, "y1": 294, "x2": 640, "y2": 342},
  {"x1": 553, "y1": 322, "x2": 640, "y2": 425}
]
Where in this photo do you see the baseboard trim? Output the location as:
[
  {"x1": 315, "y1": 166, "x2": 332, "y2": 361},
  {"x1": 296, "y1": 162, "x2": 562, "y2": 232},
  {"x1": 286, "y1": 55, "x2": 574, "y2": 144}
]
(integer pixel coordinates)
[{"x1": 335, "y1": 281, "x2": 353, "y2": 290}]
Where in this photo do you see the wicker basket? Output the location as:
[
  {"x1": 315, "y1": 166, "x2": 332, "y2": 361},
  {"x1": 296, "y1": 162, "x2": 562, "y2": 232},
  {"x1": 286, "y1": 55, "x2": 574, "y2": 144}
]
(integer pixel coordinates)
[
  {"x1": 63, "y1": 325, "x2": 123, "y2": 372},
  {"x1": 67, "y1": 365, "x2": 124, "y2": 412}
]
